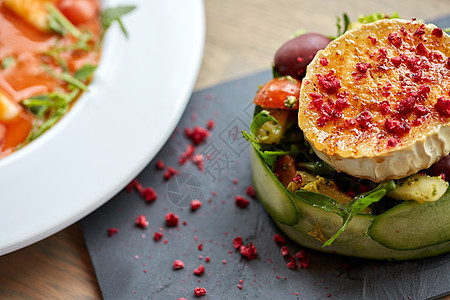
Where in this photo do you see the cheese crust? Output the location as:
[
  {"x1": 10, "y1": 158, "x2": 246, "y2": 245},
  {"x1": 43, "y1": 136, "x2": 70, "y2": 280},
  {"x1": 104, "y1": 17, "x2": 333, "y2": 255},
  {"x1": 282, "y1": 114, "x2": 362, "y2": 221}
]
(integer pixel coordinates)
[{"x1": 298, "y1": 19, "x2": 450, "y2": 182}]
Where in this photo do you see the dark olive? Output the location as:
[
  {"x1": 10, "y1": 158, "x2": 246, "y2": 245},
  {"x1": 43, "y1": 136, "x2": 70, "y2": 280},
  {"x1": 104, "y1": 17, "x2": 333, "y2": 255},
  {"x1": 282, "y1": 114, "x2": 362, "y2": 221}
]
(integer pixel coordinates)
[
  {"x1": 274, "y1": 33, "x2": 331, "y2": 80},
  {"x1": 428, "y1": 154, "x2": 450, "y2": 181}
]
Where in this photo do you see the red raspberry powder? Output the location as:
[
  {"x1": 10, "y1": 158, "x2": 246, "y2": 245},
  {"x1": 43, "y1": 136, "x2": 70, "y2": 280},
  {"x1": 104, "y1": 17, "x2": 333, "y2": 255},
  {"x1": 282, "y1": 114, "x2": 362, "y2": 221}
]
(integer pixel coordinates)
[
  {"x1": 235, "y1": 196, "x2": 250, "y2": 209},
  {"x1": 240, "y1": 243, "x2": 257, "y2": 260},
  {"x1": 207, "y1": 119, "x2": 215, "y2": 130},
  {"x1": 173, "y1": 260, "x2": 184, "y2": 270},
  {"x1": 156, "y1": 160, "x2": 165, "y2": 170},
  {"x1": 191, "y1": 199, "x2": 202, "y2": 211},
  {"x1": 135, "y1": 215, "x2": 148, "y2": 228},
  {"x1": 194, "y1": 265, "x2": 205, "y2": 276},
  {"x1": 246, "y1": 185, "x2": 256, "y2": 198},
  {"x1": 185, "y1": 126, "x2": 210, "y2": 145},
  {"x1": 233, "y1": 236, "x2": 243, "y2": 249},
  {"x1": 194, "y1": 287, "x2": 207, "y2": 297},
  {"x1": 154, "y1": 232, "x2": 163, "y2": 242},
  {"x1": 164, "y1": 167, "x2": 180, "y2": 180},
  {"x1": 274, "y1": 234, "x2": 286, "y2": 245},
  {"x1": 140, "y1": 187, "x2": 157, "y2": 202},
  {"x1": 107, "y1": 228, "x2": 119, "y2": 237},
  {"x1": 166, "y1": 213, "x2": 179, "y2": 227}
]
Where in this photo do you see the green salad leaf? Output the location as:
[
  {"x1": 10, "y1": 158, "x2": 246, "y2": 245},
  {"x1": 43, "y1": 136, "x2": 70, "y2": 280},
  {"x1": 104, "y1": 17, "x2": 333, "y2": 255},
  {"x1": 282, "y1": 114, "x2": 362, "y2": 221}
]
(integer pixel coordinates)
[
  {"x1": 101, "y1": 6, "x2": 136, "y2": 39},
  {"x1": 322, "y1": 180, "x2": 396, "y2": 246}
]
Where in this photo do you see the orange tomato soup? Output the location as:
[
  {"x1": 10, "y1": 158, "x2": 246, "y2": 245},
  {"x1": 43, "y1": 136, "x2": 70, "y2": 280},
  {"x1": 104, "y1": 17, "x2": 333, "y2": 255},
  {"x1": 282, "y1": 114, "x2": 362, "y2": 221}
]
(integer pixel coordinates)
[{"x1": 0, "y1": 0, "x2": 101, "y2": 157}]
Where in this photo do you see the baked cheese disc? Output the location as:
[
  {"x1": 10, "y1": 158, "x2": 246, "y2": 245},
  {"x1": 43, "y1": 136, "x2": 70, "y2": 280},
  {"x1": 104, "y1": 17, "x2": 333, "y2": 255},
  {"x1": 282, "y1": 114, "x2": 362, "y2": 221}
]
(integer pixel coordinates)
[{"x1": 298, "y1": 19, "x2": 450, "y2": 182}]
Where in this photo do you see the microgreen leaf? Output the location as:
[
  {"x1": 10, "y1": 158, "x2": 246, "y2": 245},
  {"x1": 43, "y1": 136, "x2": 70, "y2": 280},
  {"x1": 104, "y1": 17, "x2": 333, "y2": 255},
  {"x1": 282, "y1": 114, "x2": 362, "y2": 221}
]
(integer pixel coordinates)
[
  {"x1": 74, "y1": 64, "x2": 97, "y2": 81},
  {"x1": 242, "y1": 130, "x2": 291, "y2": 168},
  {"x1": 47, "y1": 4, "x2": 82, "y2": 38},
  {"x1": 1, "y1": 56, "x2": 15, "y2": 69},
  {"x1": 250, "y1": 110, "x2": 279, "y2": 135},
  {"x1": 101, "y1": 6, "x2": 136, "y2": 38},
  {"x1": 322, "y1": 180, "x2": 396, "y2": 246}
]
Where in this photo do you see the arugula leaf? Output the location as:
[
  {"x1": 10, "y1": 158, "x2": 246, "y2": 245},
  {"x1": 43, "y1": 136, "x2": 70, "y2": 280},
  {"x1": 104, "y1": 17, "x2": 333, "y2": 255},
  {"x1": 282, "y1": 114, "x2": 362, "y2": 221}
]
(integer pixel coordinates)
[
  {"x1": 47, "y1": 4, "x2": 82, "y2": 38},
  {"x1": 322, "y1": 180, "x2": 396, "y2": 246},
  {"x1": 21, "y1": 89, "x2": 80, "y2": 144},
  {"x1": 1, "y1": 56, "x2": 15, "y2": 69},
  {"x1": 250, "y1": 110, "x2": 278, "y2": 135},
  {"x1": 101, "y1": 6, "x2": 136, "y2": 38},
  {"x1": 74, "y1": 64, "x2": 97, "y2": 81},
  {"x1": 358, "y1": 12, "x2": 399, "y2": 23},
  {"x1": 297, "y1": 161, "x2": 336, "y2": 177},
  {"x1": 242, "y1": 131, "x2": 291, "y2": 168},
  {"x1": 295, "y1": 190, "x2": 344, "y2": 214}
]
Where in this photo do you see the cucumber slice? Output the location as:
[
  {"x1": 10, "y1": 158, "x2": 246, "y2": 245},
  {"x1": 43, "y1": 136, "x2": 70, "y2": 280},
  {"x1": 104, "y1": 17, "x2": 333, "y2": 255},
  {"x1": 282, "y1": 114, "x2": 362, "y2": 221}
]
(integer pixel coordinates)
[
  {"x1": 250, "y1": 147, "x2": 299, "y2": 226},
  {"x1": 368, "y1": 190, "x2": 450, "y2": 250},
  {"x1": 250, "y1": 148, "x2": 450, "y2": 260}
]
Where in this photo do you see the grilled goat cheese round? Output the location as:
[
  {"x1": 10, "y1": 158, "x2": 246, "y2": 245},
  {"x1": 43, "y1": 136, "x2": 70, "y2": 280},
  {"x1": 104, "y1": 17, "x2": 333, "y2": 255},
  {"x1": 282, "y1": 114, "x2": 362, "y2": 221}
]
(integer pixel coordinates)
[{"x1": 298, "y1": 19, "x2": 450, "y2": 182}]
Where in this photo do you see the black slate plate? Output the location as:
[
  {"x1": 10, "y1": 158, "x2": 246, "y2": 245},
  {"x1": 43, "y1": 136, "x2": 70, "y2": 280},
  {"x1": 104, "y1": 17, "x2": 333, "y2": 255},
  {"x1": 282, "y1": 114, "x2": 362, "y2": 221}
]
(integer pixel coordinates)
[{"x1": 81, "y1": 17, "x2": 450, "y2": 300}]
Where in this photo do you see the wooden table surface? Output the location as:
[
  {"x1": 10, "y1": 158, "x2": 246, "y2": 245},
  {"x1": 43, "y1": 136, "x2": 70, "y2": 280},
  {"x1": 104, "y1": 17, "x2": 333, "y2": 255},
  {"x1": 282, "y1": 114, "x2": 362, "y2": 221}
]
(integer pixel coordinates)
[{"x1": 0, "y1": 1, "x2": 449, "y2": 299}]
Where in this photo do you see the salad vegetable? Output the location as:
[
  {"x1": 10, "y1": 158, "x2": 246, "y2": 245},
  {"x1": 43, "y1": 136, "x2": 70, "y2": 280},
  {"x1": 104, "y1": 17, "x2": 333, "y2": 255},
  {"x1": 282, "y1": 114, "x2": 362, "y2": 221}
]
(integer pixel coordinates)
[{"x1": 244, "y1": 13, "x2": 450, "y2": 260}]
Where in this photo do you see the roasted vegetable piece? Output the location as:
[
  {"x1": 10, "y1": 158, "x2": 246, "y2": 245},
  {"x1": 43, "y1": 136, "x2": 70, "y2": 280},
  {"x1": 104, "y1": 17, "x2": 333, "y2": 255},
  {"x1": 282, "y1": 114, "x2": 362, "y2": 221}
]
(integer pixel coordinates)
[{"x1": 4, "y1": 0, "x2": 53, "y2": 31}]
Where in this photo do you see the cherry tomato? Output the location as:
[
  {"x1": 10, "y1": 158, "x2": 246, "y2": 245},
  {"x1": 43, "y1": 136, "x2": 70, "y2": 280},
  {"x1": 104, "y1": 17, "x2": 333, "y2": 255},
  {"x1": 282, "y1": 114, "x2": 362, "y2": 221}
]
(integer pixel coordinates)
[
  {"x1": 253, "y1": 77, "x2": 301, "y2": 110},
  {"x1": 57, "y1": 0, "x2": 99, "y2": 25}
]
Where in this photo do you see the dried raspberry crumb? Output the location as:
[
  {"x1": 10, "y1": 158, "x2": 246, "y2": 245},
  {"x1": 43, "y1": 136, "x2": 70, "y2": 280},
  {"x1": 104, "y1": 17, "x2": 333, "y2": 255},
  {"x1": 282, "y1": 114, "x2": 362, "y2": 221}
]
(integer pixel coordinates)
[
  {"x1": 435, "y1": 97, "x2": 450, "y2": 117},
  {"x1": 156, "y1": 160, "x2": 165, "y2": 170},
  {"x1": 367, "y1": 36, "x2": 377, "y2": 44},
  {"x1": 292, "y1": 174, "x2": 302, "y2": 184},
  {"x1": 385, "y1": 119, "x2": 411, "y2": 137},
  {"x1": 166, "y1": 213, "x2": 179, "y2": 227},
  {"x1": 222, "y1": 260, "x2": 227, "y2": 264},
  {"x1": 295, "y1": 250, "x2": 310, "y2": 268},
  {"x1": 233, "y1": 236, "x2": 243, "y2": 249},
  {"x1": 164, "y1": 167, "x2": 179, "y2": 180},
  {"x1": 356, "y1": 62, "x2": 371, "y2": 73},
  {"x1": 194, "y1": 265, "x2": 205, "y2": 276},
  {"x1": 164, "y1": 240, "x2": 168, "y2": 244},
  {"x1": 193, "y1": 154, "x2": 205, "y2": 172},
  {"x1": 173, "y1": 260, "x2": 184, "y2": 270},
  {"x1": 179, "y1": 144, "x2": 196, "y2": 164},
  {"x1": 379, "y1": 101, "x2": 391, "y2": 115},
  {"x1": 205, "y1": 256, "x2": 210, "y2": 263},
  {"x1": 287, "y1": 259, "x2": 296, "y2": 270},
  {"x1": 387, "y1": 32, "x2": 402, "y2": 47},
  {"x1": 232, "y1": 178, "x2": 239, "y2": 184},
  {"x1": 185, "y1": 126, "x2": 210, "y2": 145},
  {"x1": 441, "y1": 173, "x2": 446, "y2": 181},
  {"x1": 274, "y1": 234, "x2": 286, "y2": 245},
  {"x1": 140, "y1": 187, "x2": 157, "y2": 202},
  {"x1": 356, "y1": 110, "x2": 372, "y2": 129},
  {"x1": 194, "y1": 287, "x2": 207, "y2": 297},
  {"x1": 432, "y1": 27, "x2": 443, "y2": 38},
  {"x1": 416, "y1": 42, "x2": 428, "y2": 56},
  {"x1": 207, "y1": 119, "x2": 215, "y2": 130},
  {"x1": 240, "y1": 243, "x2": 257, "y2": 260},
  {"x1": 198, "y1": 243, "x2": 203, "y2": 251},
  {"x1": 281, "y1": 246, "x2": 289, "y2": 256},
  {"x1": 414, "y1": 24, "x2": 425, "y2": 36},
  {"x1": 125, "y1": 179, "x2": 141, "y2": 193},
  {"x1": 178, "y1": 298, "x2": 187, "y2": 300},
  {"x1": 246, "y1": 186, "x2": 256, "y2": 198},
  {"x1": 235, "y1": 196, "x2": 250, "y2": 209},
  {"x1": 135, "y1": 215, "x2": 149, "y2": 228},
  {"x1": 237, "y1": 284, "x2": 243, "y2": 290},
  {"x1": 316, "y1": 71, "x2": 341, "y2": 94},
  {"x1": 154, "y1": 232, "x2": 163, "y2": 241},
  {"x1": 391, "y1": 56, "x2": 402, "y2": 68},
  {"x1": 191, "y1": 199, "x2": 202, "y2": 211},
  {"x1": 107, "y1": 228, "x2": 119, "y2": 236},
  {"x1": 320, "y1": 57, "x2": 329, "y2": 66}
]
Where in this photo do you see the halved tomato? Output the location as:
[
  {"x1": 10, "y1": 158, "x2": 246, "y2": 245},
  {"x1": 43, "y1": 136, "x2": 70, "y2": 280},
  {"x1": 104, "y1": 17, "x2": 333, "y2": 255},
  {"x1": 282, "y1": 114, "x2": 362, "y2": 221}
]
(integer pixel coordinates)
[{"x1": 253, "y1": 76, "x2": 301, "y2": 110}]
